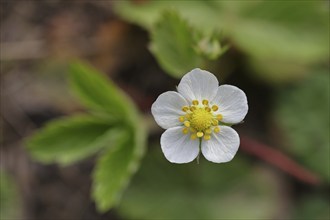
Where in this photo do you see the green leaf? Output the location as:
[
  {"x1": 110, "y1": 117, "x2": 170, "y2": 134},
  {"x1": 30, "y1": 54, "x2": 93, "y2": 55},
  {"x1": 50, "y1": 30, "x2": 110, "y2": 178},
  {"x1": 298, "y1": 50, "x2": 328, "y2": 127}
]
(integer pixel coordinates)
[
  {"x1": 69, "y1": 61, "x2": 134, "y2": 118},
  {"x1": 149, "y1": 11, "x2": 203, "y2": 78},
  {"x1": 0, "y1": 172, "x2": 22, "y2": 220},
  {"x1": 26, "y1": 115, "x2": 126, "y2": 165},
  {"x1": 118, "y1": 148, "x2": 281, "y2": 219},
  {"x1": 92, "y1": 120, "x2": 146, "y2": 212},
  {"x1": 274, "y1": 70, "x2": 330, "y2": 181},
  {"x1": 115, "y1": 1, "x2": 328, "y2": 83}
]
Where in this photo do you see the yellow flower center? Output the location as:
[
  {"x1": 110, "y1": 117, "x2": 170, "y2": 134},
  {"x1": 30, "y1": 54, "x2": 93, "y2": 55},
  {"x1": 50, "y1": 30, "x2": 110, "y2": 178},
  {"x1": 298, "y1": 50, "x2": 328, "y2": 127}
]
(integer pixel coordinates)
[
  {"x1": 190, "y1": 108, "x2": 213, "y2": 131},
  {"x1": 179, "y1": 99, "x2": 223, "y2": 141}
]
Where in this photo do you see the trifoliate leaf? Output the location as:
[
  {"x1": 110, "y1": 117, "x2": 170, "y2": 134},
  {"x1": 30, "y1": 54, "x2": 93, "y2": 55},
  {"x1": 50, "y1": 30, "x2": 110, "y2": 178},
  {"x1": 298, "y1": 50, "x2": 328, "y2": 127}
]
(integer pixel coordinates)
[
  {"x1": 69, "y1": 61, "x2": 134, "y2": 118},
  {"x1": 92, "y1": 121, "x2": 146, "y2": 212},
  {"x1": 26, "y1": 115, "x2": 125, "y2": 165}
]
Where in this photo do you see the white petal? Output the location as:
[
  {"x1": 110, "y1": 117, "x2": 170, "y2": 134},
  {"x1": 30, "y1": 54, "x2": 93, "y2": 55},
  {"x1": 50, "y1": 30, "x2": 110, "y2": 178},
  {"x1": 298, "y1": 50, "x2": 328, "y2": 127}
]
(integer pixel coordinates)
[
  {"x1": 177, "y1": 68, "x2": 219, "y2": 102},
  {"x1": 151, "y1": 91, "x2": 189, "y2": 129},
  {"x1": 212, "y1": 85, "x2": 248, "y2": 124},
  {"x1": 160, "y1": 126, "x2": 200, "y2": 164},
  {"x1": 201, "y1": 126, "x2": 240, "y2": 163}
]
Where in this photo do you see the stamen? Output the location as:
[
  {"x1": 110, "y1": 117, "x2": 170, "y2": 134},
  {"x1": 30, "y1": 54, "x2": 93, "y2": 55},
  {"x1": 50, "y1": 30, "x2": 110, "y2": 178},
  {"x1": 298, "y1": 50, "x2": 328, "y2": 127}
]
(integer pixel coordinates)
[
  {"x1": 204, "y1": 134, "x2": 211, "y2": 140},
  {"x1": 205, "y1": 107, "x2": 211, "y2": 112},
  {"x1": 196, "y1": 131, "x2": 204, "y2": 137},
  {"x1": 192, "y1": 100, "x2": 199, "y2": 105},
  {"x1": 182, "y1": 106, "x2": 189, "y2": 112},
  {"x1": 190, "y1": 127, "x2": 196, "y2": 133},
  {"x1": 184, "y1": 121, "x2": 190, "y2": 127},
  {"x1": 179, "y1": 116, "x2": 185, "y2": 122},
  {"x1": 216, "y1": 114, "x2": 223, "y2": 120},
  {"x1": 211, "y1": 105, "x2": 218, "y2": 111},
  {"x1": 202, "y1": 99, "x2": 209, "y2": 105},
  {"x1": 191, "y1": 134, "x2": 197, "y2": 140},
  {"x1": 190, "y1": 106, "x2": 197, "y2": 111},
  {"x1": 214, "y1": 126, "x2": 220, "y2": 133},
  {"x1": 212, "y1": 119, "x2": 218, "y2": 126},
  {"x1": 205, "y1": 128, "x2": 212, "y2": 134},
  {"x1": 182, "y1": 127, "x2": 189, "y2": 134}
]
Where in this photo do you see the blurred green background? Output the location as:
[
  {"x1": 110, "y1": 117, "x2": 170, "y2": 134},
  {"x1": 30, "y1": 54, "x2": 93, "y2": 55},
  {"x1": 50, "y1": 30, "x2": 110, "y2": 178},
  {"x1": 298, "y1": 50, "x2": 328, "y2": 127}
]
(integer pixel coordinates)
[{"x1": 1, "y1": 1, "x2": 329, "y2": 220}]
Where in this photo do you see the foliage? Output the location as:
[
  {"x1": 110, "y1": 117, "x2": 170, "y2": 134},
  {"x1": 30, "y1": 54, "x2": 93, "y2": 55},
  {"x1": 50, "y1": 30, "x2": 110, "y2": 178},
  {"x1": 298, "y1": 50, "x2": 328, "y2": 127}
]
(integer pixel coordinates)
[
  {"x1": 114, "y1": 0, "x2": 328, "y2": 83},
  {"x1": 275, "y1": 70, "x2": 330, "y2": 182},
  {"x1": 149, "y1": 11, "x2": 227, "y2": 78},
  {"x1": 0, "y1": 172, "x2": 22, "y2": 220},
  {"x1": 118, "y1": 148, "x2": 280, "y2": 219},
  {"x1": 26, "y1": 61, "x2": 147, "y2": 212}
]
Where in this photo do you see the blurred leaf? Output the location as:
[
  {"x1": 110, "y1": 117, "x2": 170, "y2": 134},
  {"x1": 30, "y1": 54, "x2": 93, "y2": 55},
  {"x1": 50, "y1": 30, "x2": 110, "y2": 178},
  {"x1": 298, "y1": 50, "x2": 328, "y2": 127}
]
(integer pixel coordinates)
[
  {"x1": 293, "y1": 195, "x2": 330, "y2": 219},
  {"x1": 26, "y1": 115, "x2": 125, "y2": 165},
  {"x1": 69, "y1": 61, "x2": 133, "y2": 118},
  {"x1": 0, "y1": 172, "x2": 21, "y2": 220},
  {"x1": 26, "y1": 60, "x2": 148, "y2": 212},
  {"x1": 149, "y1": 11, "x2": 203, "y2": 78},
  {"x1": 118, "y1": 148, "x2": 280, "y2": 219},
  {"x1": 275, "y1": 70, "x2": 330, "y2": 181},
  {"x1": 92, "y1": 120, "x2": 146, "y2": 212},
  {"x1": 115, "y1": 0, "x2": 328, "y2": 83}
]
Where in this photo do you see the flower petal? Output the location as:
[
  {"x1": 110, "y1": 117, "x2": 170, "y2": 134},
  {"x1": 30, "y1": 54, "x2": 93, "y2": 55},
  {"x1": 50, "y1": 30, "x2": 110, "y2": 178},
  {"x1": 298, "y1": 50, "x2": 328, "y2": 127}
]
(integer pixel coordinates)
[
  {"x1": 177, "y1": 68, "x2": 219, "y2": 102},
  {"x1": 201, "y1": 126, "x2": 240, "y2": 163},
  {"x1": 151, "y1": 91, "x2": 189, "y2": 129},
  {"x1": 160, "y1": 126, "x2": 200, "y2": 164},
  {"x1": 212, "y1": 85, "x2": 248, "y2": 124}
]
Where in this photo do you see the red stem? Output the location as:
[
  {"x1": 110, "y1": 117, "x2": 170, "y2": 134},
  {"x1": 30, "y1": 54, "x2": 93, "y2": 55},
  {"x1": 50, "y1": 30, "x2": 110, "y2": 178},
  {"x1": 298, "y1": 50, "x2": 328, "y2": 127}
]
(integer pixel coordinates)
[{"x1": 240, "y1": 135, "x2": 321, "y2": 186}]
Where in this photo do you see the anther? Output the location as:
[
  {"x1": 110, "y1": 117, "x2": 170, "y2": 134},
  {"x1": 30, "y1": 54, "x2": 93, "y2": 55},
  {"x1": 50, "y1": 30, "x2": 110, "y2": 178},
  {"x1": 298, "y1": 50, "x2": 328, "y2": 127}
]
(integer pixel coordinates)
[
  {"x1": 202, "y1": 99, "x2": 209, "y2": 105},
  {"x1": 196, "y1": 131, "x2": 204, "y2": 137},
  {"x1": 214, "y1": 126, "x2": 220, "y2": 133},
  {"x1": 205, "y1": 107, "x2": 211, "y2": 112},
  {"x1": 182, "y1": 106, "x2": 189, "y2": 112},
  {"x1": 184, "y1": 121, "x2": 190, "y2": 127},
  {"x1": 216, "y1": 114, "x2": 223, "y2": 120},
  {"x1": 205, "y1": 128, "x2": 212, "y2": 134},
  {"x1": 182, "y1": 128, "x2": 189, "y2": 134},
  {"x1": 179, "y1": 116, "x2": 185, "y2": 122},
  {"x1": 190, "y1": 106, "x2": 196, "y2": 111},
  {"x1": 192, "y1": 100, "x2": 199, "y2": 105},
  {"x1": 191, "y1": 134, "x2": 197, "y2": 140},
  {"x1": 204, "y1": 134, "x2": 211, "y2": 140},
  {"x1": 211, "y1": 105, "x2": 219, "y2": 111},
  {"x1": 212, "y1": 119, "x2": 218, "y2": 126},
  {"x1": 190, "y1": 127, "x2": 196, "y2": 133}
]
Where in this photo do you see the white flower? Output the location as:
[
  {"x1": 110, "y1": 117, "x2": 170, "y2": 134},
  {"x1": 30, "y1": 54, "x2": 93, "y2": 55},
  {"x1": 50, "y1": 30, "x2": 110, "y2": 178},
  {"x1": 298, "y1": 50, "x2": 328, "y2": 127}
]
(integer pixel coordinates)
[{"x1": 151, "y1": 68, "x2": 248, "y2": 164}]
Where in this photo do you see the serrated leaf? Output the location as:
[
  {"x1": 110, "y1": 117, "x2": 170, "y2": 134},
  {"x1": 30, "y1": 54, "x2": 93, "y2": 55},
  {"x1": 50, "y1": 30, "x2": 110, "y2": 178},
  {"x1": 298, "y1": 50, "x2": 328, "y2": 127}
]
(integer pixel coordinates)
[
  {"x1": 92, "y1": 120, "x2": 146, "y2": 212},
  {"x1": 149, "y1": 11, "x2": 203, "y2": 78},
  {"x1": 26, "y1": 115, "x2": 126, "y2": 165},
  {"x1": 69, "y1": 61, "x2": 133, "y2": 118}
]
